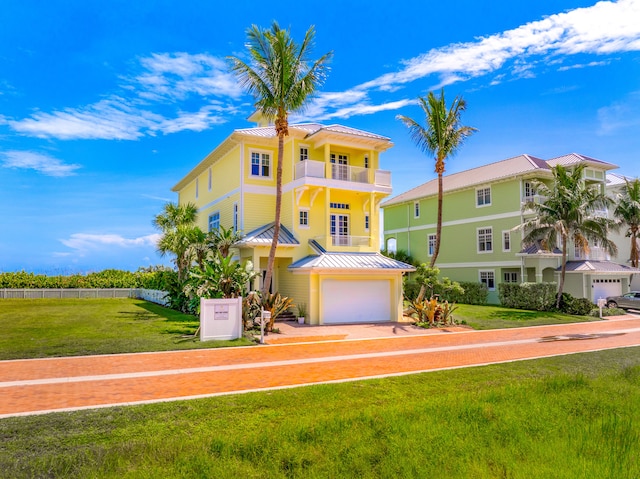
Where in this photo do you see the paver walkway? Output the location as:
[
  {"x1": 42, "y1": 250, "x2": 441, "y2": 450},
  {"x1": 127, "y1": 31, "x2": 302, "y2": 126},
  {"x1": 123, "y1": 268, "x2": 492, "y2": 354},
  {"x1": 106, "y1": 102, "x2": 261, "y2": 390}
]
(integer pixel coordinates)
[{"x1": 2, "y1": 317, "x2": 640, "y2": 418}]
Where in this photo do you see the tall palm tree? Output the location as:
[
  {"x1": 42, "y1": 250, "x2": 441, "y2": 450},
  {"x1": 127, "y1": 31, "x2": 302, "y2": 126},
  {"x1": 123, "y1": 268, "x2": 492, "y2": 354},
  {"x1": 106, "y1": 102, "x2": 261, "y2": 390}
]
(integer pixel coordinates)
[
  {"x1": 397, "y1": 89, "x2": 476, "y2": 268},
  {"x1": 207, "y1": 225, "x2": 244, "y2": 258},
  {"x1": 228, "y1": 22, "x2": 332, "y2": 295},
  {"x1": 153, "y1": 202, "x2": 203, "y2": 282},
  {"x1": 613, "y1": 178, "x2": 640, "y2": 268},
  {"x1": 520, "y1": 164, "x2": 617, "y2": 308}
]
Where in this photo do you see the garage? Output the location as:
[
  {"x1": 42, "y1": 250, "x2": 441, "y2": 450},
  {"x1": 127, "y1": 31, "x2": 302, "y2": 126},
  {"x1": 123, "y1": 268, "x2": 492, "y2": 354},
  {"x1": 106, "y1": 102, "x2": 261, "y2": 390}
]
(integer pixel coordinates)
[
  {"x1": 322, "y1": 279, "x2": 391, "y2": 324},
  {"x1": 592, "y1": 278, "x2": 622, "y2": 302}
]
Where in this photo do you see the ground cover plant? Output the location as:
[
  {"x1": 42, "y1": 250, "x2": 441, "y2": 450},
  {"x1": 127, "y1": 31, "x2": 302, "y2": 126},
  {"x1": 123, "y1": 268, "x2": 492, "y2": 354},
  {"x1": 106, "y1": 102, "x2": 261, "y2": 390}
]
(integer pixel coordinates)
[
  {"x1": 1, "y1": 347, "x2": 639, "y2": 478},
  {"x1": 0, "y1": 298, "x2": 252, "y2": 360}
]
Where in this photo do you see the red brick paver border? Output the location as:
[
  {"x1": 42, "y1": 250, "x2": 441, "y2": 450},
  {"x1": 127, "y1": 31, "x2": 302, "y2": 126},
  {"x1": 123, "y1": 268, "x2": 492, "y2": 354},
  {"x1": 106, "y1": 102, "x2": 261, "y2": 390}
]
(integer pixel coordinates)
[{"x1": 1, "y1": 317, "x2": 640, "y2": 418}]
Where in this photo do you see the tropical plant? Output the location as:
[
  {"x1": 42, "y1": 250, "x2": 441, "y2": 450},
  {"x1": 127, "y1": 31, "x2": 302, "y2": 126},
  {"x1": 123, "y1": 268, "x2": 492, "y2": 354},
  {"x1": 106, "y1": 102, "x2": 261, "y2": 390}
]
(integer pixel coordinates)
[
  {"x1": 228, "y1": 22, "x2": 332, "y2": 295},
  {"x1": 613, "y1": 178, "x2": 640, "y2": 267},
  {"x1": 259, "y1": 291, "x2": 294, "y2": 332},
  {"x1": 185, "y1": 253, "x2": 258, "y2": 302},
  {"x1": 242, "y1": 292, "x2": 262, "y2": 331},
  {"x1": 380, "y1": 249, "x2": 417, "y2": 266},
  {"x1": 153, "y1": 202, "x2": 204, "y2": 282},
  {"x1": 296, "y1": 302, "x2": 307, "y2": 318},
  {"x1": 207, "y1": 225, "x2": 244, "y2": 258},
  {"x1": 412, "y1": 264, "x2": 464, "y2": 303},
  {"x1": 397, "y1": 89, "x2": 476, "y2": 267},
  {"x1": 519, "y1": 164, "x2": 617, "y2": 308}
]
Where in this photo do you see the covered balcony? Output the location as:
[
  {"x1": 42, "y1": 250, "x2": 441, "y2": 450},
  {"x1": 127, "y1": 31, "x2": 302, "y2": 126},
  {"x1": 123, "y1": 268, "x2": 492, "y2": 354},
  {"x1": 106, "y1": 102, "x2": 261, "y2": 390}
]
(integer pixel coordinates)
[
  {"x1": 312, "y1": 235, "x2": 372, "y2": 250},
  {"x1": 295, "y1": 160, "x2": 391, "y2": 188}
]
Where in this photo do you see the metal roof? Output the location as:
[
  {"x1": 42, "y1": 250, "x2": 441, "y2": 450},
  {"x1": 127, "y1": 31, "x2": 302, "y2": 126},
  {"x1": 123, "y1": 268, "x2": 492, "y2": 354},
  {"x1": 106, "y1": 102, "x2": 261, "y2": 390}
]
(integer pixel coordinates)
[
  {"x1": 547, "y1": 153, "x2": 618, "y2": 170},
  {"x1": 383, "y1": 154, "x2": 549, "y2": 206},
  {"x1": 239, "y1": 223, "x2": 299, "y2": 246},
  {"x1": 562, "y1": 260, "x2": 640, "y2": 273},
  {"x1": 518, "y1": 241, "x2": 562, "y2": 256},
  {"x1": 288, "y1": 252, "x2": 415, "y2": 271}
]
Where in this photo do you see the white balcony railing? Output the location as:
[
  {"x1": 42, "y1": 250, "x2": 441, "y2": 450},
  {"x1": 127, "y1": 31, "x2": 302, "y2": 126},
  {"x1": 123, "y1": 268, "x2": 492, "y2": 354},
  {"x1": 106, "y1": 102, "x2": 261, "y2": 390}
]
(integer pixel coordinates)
[
  {"x1": 312, "y1": 235, "x2": 371, "y2": 248},
  {"x1": 295, "y1": 160, "x2": 391, "y2": 187}
]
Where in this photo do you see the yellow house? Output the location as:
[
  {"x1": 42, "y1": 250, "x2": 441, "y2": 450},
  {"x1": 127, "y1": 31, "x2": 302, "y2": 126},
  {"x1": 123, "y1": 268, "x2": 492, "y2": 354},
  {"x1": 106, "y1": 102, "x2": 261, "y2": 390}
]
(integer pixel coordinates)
[{"x1": 172, "y1": 116, "x2": 414, "y2": 325}]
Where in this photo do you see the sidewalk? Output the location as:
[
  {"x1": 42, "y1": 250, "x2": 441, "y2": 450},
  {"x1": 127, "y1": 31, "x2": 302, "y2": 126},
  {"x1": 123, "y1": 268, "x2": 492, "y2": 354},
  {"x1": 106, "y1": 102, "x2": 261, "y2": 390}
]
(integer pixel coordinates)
[{"x1": 1, "y1": 316, "x2": 640, "y2": 419}]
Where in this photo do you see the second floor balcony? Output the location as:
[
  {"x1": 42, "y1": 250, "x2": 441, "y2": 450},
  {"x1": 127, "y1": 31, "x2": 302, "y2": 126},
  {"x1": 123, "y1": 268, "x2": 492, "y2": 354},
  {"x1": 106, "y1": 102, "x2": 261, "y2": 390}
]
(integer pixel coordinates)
[
  {"x1": 295, "y1": 160, "x2": 391, "y2": 188},
  {"x1": 312, "y1": 235, "x2": 372, "y2": 250}
]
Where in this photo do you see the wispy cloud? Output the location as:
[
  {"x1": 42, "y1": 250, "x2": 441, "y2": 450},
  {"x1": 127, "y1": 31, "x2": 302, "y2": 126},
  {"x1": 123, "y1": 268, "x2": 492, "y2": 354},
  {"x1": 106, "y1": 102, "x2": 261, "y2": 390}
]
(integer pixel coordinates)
[
  {"x1": 133, "y1": 52, "x2": 243, "y2": 101},
  {"x1": 557, "y1": 60, "x2": 610, "y2": 71},
  {"x1": 357, "y1": 0, "x2": 640, "y2": 92},
  {"x1": 597, "y1": 90, "x2": 640, "y2": 134},
  {"x1": 1, "y1": 150, "x2": 81, "y2": 177},
  {"x1": 60, "y1": 233, "x2": 161, "y2": 253}
]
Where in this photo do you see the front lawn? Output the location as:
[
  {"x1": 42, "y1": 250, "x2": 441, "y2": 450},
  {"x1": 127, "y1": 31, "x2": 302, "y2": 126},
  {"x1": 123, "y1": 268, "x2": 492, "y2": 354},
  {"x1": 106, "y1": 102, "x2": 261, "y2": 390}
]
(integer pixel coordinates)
[
  {"x1": 1, "y1": 347, "x2": 639, "y2": 478},
  {"x1": 0, "y1": 298, "x2": 252, "y2": 360},
  {"x1": 455, "y1": 303, "x2": 601, "y2": 330}
]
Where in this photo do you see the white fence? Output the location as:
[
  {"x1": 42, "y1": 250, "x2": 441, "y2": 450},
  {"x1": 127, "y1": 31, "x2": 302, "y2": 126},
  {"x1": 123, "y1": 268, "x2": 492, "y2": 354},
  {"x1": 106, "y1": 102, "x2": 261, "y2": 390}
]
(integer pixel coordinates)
[{"x1": 0, "y1": 288, "x2": 170, "y2": 306}]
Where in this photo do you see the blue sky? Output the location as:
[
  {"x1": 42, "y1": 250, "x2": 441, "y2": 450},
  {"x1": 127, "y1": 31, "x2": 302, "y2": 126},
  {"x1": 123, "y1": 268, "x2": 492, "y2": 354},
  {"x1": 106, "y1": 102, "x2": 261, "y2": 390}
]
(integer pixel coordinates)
[{"x1": 1, "y1": 0, "x2": 639, "y2": 273}]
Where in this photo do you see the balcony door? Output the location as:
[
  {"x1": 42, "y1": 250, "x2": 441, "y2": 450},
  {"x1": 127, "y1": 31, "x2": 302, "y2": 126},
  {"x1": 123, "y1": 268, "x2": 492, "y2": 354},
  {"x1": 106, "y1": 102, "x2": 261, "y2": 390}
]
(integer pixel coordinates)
[
  {"x1": 330, "y1": 154, "x2": 348, "y2": 181},
  {"x1": 331, "y1": 214, "x2": 349, "y2": 246}
]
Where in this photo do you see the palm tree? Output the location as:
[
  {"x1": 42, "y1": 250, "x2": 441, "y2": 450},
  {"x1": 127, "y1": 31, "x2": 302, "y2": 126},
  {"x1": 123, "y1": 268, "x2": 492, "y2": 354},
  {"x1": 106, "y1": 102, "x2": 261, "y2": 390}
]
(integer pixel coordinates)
[
  {"x1": 613, "y1": 178, "x2": 640, "y2": 267},
  {"x1": 153, "y1": 202, "x2": 203, "y2": 282},
  {"x1": 207, "y1": 225, "x2": 243, "y2": 258},
  {"x1": 520, "y1": 164, "x2": 617, "y2": 309},
  {"x1": 228, "y1": 22, "x2": 332, "y2": 295},
  {"x1": 397, "y1": 89, "x2": 477, "y2": 268}
]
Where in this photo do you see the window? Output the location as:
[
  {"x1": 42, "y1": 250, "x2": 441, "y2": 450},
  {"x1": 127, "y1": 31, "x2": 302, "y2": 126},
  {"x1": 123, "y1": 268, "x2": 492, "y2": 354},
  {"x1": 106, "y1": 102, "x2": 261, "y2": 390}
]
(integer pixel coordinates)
[
  {"x1": 195, "y1": 178, "x2": 199, "y2": 199},
  {"x1": 386, "y1": 237, "x2": 397, "y2": 254},
  {"x1": 478, "y1": 227, "x2": 493, "y2": 253},
  {"x1": 251, "y1": 151, "x2": 270, "y2": 177},
  {"x1": 502, "y1": 231, "x2": 511, "y2": 252},
  {"x1": 524, "y1": 181, "x2": 536, "y2": 200},
  {"x1": 364, "y1": 213, "x2": 370, "y2": 231},
  {"x1": 233, "y1": 203, "x2": 238, "y2": 232},
  {"x1": 208, "y1": 168, "x2": 212, "y2": 191},
  {"x1": 476, "y1": 187, "x2": 491, "y2": 207},
  {"x1": 364, "y1": 155, "x2": 369, "y2": 169},
  {"x1": 330, "y1": 153, "x2": 349, "y2": 181},
  {"x1": 330, "y1": 202, "x2": 350, "y2": 210},
  {"x1": 208, "y1": 211, "x2": 220, "y2": 231},
  {"x1": 428, "y1": 234, "x2": 436, "y2": 256},
  {"x1": 330, "y1": 214, "x2": 349, "y2": 245},
  {"x1": 299, "y1": 146, "x2": 309, "y2": 162},
  {"x1": 299, "y1": 209, "x2": 309, "y2": 228},
  {"x1": 503, "y1": 272, "x2": 518, "y2": 283},
  {"x1": 414, "y1": 201, "x2": 420, "y2": 218},
  {"x1": 480, "y1": 270, "x2": 496, "y2": 291}
]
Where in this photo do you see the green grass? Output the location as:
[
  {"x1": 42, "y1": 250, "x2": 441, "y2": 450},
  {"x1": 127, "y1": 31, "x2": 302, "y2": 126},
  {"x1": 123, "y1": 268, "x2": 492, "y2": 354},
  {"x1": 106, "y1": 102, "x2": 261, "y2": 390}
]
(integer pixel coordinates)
[
  {"x1": 1, "y1": 347, "x2": 639, "y2": 478},
  {"x1": 0, "y1": 298, "x2": 253, "y2": 360},
  {"x1": 455, "y1": 303, "x2": 600, "y2": 329}
]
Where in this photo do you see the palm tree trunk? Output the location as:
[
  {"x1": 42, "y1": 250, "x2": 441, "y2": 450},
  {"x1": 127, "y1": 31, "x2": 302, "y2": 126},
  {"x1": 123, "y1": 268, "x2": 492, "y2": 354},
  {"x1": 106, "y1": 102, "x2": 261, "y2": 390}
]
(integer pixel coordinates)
[
  {"x1": 556, "y1": 235, "x2": 568, "y2": 309},
  {"x1": 430, "y1": 171, "x2": 444, "y2": 268},
  {"x1": 262, "y1": 132, "x2": 284, "y2": 295},
  {"x1": 631, "y1": 231, "x2": 639, "y2": 268}
]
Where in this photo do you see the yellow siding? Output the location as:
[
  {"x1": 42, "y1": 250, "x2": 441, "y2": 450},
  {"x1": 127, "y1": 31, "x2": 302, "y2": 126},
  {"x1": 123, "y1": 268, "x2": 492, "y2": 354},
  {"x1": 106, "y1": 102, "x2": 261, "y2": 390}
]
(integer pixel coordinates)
[{"x1": 243, "y1": 192, "x2": 275, "y2": 232}]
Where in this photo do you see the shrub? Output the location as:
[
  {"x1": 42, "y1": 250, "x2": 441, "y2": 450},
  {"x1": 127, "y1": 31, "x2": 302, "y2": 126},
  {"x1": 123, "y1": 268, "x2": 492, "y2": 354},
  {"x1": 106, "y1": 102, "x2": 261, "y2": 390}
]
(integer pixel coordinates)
[
  {"x1": 558, "y1": 294, "x2": 594, "y2": 316},
  {"x1": 589, "y1": 307, "x2": 626, "y2": 317},
  {"x1": 499, "y1": 282, "x2": 557, "y2": 311},
  {"x1": 439, "y1": 281, "x2": 488, "y2": 305}
]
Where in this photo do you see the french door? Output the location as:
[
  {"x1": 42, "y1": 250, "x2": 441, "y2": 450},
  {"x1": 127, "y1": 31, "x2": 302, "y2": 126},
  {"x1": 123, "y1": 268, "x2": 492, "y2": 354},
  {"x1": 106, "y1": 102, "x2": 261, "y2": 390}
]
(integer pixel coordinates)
[
  {"x1": 331, "y1": 214, "x2": 349, "y2": 246},
  {"x1": 330, "y1": 154, "x2": 349, "y2": 181}
]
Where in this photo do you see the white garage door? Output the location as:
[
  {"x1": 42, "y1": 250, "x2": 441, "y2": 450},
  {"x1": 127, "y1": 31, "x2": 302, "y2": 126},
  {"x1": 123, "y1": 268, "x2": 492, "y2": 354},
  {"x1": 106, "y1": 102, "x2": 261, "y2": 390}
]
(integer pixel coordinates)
[
  {"x1": 322, "y1": 279, "x2": 391, "y2": 324},
  {"x1": 592, "y1": 278, "x2": 622, "y2": 302}
]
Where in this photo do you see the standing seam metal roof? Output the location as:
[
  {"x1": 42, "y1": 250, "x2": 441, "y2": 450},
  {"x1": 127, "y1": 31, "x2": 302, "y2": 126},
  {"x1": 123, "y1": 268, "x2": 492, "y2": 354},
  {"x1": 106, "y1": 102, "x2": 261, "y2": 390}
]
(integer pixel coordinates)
[{"x1": 288, "y1": 252, "x2": 415, "y2": 271}]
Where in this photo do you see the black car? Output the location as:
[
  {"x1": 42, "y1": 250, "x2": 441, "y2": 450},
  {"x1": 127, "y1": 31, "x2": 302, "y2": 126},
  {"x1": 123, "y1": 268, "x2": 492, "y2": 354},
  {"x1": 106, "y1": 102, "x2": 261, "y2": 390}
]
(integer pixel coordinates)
[{"x1": 606, "y1": 292, "x2": 640, "y2": 310}]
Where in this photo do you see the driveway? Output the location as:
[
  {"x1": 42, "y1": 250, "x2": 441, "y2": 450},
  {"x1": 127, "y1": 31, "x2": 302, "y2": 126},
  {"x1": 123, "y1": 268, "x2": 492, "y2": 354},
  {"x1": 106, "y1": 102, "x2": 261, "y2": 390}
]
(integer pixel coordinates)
[{"x1": 1, "y1": 316, "x2": 640, "y2": 418}]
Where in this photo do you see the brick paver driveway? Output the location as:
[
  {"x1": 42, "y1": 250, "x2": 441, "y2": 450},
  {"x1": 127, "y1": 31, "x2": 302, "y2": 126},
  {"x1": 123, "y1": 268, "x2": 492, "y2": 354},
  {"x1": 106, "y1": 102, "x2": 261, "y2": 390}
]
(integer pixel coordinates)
[{"x1": 2, "y1": 317, "x2": 640, "y2": 418}]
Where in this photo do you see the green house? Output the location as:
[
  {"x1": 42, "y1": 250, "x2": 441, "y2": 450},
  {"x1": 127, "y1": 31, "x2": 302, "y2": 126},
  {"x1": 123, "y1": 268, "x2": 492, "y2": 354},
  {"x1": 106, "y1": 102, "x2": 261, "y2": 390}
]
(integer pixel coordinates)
[{"x1": 383, "y1": 153, "x2": 638, "y2": 304}]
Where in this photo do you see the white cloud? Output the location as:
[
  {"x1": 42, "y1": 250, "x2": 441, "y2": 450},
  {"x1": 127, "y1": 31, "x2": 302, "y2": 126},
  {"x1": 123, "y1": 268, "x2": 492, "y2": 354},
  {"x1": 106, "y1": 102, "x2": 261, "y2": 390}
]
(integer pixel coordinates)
[
  {"x1": 314, "y1": 99, "x2": 416, "y2": 121},
  {"x1": 557, "y1": 60, "x2": 610, "y2": 71},
  {"x1": 60, "y1": 233, "x2": 161, "y2": 252},
  {"x1": 134, "y1": 52, "x2": 242, "y2": 101},
  {"x1": 160, "y1": 105, "x2": 229, "y2": 134},
  {"x1": 357, "y1": 0, "x2": 640, "y2": 92},
  {"x1": 1, "y1": 150, "x2": 81, "y2": 177}
]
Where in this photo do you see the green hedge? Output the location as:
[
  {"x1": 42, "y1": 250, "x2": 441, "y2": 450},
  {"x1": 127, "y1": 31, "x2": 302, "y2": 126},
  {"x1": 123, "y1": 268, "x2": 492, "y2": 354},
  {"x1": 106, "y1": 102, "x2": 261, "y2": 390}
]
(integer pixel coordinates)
[
  {"x1": 0, "y1": 268, "x2": 177, "y2": 290},
  {"x1": 404, "y1": 281, "x2": 488, "y2": 305},
  {"x1": 498, "y1": 282, "x2": 557, "y2": 311}
]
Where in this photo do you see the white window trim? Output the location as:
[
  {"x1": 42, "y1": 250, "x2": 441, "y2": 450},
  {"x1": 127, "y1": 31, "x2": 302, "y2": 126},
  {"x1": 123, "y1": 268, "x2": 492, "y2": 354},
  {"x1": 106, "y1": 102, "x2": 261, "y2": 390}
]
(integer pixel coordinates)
[
  {"x1": 208, "y1": 211, "x2": 220, "y2": 232},
  {"x1": 233, "y1": 202, "x2": 238, "y2": 232},
  {"x1": 208, "y1": 168, "x2": 212, "y2": 191},
  {"x1": 428, "y1": 233, "x2": 436, "y2": 256},
  {"x1": 298, "y1": 207, "x2": 310, "y2": 229},
  {"x1": 414, "y1": 201, "x2": 420, "y2": 218},
  {"x1": 477, "y1": 226, "x2": 493, "y2": 254},
  {"x1": 195, "y1": 178, "x2": 199, "y2": 199},
  {"x1": 364, "y1": 154, "x2": 370, "y2": 169},
  {"x1": 502, "y1": 230, "x2": 511, "y2": 252},
  {"x1": 476, "y1": 186, "x2": 492, "y2": 208},
  {"x1": 479, "y1": 269, "x2": 496, "y2": 291},
  {"x1": 299, "y1": 144, "x2": 310, "y2": 162},
  {"x1": 364, "y1": 212, "x2": 370, "y2": 232},
  {"x1": 503, "y1": 271, "x2": 518, "y2": 283},
  {"x1": 249, "y1": 149, "x2": 273, "y2": 179}
]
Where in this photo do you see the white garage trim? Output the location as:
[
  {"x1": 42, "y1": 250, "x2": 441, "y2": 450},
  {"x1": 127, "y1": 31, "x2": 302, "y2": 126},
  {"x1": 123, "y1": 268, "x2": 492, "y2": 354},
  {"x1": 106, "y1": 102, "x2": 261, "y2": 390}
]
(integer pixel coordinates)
[
  {"x1": 592, "y1": 278, "x2": 622, "y2": 303},
  {"x1": 322, "y1": 279, "x2": 391, "y2": 324}
]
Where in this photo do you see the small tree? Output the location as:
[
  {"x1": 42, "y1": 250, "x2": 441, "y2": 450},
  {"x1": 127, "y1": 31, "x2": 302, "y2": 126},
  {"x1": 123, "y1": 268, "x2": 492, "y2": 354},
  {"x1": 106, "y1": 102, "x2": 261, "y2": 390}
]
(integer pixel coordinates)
[{"x1": 613, "y1": 178, "x2": 640, "y2": 268}]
